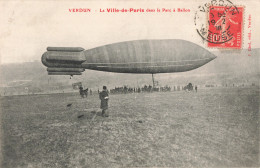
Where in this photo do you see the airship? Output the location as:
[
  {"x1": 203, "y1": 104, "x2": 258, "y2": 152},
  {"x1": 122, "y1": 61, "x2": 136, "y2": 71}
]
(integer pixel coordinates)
[{"x1": 41, "y1": 39, "x2": 216, "y2": 75}]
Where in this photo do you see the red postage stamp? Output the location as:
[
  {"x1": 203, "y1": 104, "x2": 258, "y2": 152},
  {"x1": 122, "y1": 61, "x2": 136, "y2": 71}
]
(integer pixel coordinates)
[{"x1": 207, "y1": 6, "x2": 244, "y2": 49}]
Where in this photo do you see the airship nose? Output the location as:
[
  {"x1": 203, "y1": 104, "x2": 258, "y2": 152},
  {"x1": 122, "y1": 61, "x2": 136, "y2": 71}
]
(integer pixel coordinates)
[
  {"x1": 201, "y1": 48, "x2": 217, "y2": 61},
  {"x1": 209, "y1": 52, "x2": 217, "y2": 60}
]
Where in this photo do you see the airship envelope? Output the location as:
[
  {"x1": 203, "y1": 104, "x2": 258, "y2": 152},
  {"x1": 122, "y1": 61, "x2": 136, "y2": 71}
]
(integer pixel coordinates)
[{"x1": 42, "y1": 39, "x2": 216, "y2": 75}]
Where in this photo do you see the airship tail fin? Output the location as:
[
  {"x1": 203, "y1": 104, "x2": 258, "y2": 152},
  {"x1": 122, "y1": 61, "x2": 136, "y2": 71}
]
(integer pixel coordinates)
[
  {"x1": 42, "y1": 47, "x2": 86, "y2": 75},
  {"x1": 47, "y1": 47, "x2": 84, "y2": 52}
]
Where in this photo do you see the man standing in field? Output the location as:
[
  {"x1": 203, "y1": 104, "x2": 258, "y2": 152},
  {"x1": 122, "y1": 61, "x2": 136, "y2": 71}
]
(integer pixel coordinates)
[{"x1": 99, "y1": 86, "x2": 109, "y2": 117}]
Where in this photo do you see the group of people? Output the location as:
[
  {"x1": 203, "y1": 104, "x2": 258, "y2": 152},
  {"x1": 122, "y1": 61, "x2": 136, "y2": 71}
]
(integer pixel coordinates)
[
  {"x1": 79, "y1": 85, "x2": 109, "y2": 117},
  {"x1": 183, "y1": 83, "x2": 198, "y2": 92},
  {"x1": 109, "y1": 85, "x2": 172, "y2": 94},
  {"x1": 79, "y1": 87, "x2": 88, "y2": 98},
  {"x1": 80, "y1": 83, "x2": 198, "y2": 118}
]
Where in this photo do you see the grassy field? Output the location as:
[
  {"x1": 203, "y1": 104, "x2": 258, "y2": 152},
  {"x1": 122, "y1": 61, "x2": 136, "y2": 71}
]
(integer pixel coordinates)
[{"x1": 0, "y1": 87, "x2": 259, "y2": 168}]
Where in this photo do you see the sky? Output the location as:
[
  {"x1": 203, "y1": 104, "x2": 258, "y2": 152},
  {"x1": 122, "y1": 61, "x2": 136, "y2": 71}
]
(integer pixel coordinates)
[{"x1": 0, "y1": 0, "x2": 259, "y2": 64}]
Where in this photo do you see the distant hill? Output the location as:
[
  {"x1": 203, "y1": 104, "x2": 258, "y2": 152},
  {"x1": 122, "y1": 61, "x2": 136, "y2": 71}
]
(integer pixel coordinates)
[{"x1": 0, "y1": 48, "x2": 259, "y2": 95}]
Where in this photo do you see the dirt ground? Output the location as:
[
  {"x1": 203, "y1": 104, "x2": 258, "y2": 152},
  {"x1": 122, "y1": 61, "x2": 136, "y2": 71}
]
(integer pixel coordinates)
[{"x1": 0, "y1": 87, "x2": 259, "y2": 168}]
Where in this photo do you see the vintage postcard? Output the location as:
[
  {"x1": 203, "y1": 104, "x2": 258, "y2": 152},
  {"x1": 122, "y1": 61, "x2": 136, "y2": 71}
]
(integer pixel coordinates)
[{"x1": 0, "y1": 0, "x2": 259, "y2": 167}]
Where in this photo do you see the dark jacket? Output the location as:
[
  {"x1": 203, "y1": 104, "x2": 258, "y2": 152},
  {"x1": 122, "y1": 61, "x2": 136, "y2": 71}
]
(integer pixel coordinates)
[{"x1": 99, "y1": 90, "x2": 109, "y2": 110}]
